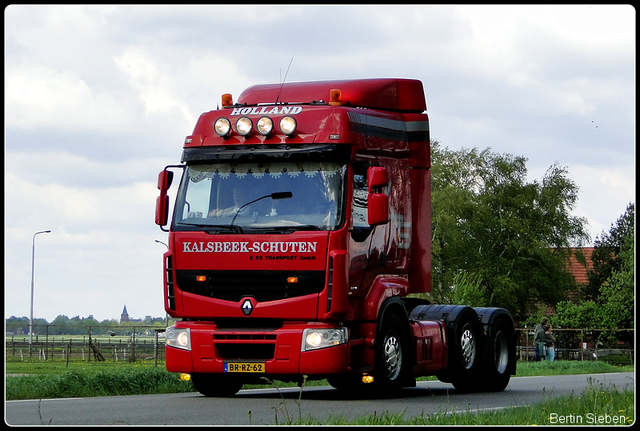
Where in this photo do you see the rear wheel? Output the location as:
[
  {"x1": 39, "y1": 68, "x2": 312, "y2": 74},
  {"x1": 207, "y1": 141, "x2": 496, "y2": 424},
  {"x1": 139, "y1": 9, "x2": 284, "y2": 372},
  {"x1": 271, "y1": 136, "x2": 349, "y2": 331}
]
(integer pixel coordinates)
[
  {"x1": 191, "y1": 373, "x2": 243, "y2": 397},
  {"x1": 437, "y1": 307, "x2": 484, "y2": 392},
  {"x1": 482, "y1": 316, "x2": 515, "y2": 391}
]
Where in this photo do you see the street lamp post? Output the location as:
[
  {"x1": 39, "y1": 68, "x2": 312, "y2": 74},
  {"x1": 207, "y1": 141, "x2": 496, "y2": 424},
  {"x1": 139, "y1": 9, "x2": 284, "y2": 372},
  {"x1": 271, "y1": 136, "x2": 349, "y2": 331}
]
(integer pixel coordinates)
[{"x1": 29, "y1": 230, "x2": 51, "y2": 345}]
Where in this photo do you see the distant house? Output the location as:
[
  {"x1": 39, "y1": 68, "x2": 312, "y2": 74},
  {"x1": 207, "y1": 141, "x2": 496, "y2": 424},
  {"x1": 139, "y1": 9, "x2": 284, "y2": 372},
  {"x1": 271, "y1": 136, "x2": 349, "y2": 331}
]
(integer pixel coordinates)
[
  {"x1": 564, "y1": 247, "x2": 594, "y2": 287},
  {"x1": 540, "y1": 247, "x2": 594, "y2": 317}
]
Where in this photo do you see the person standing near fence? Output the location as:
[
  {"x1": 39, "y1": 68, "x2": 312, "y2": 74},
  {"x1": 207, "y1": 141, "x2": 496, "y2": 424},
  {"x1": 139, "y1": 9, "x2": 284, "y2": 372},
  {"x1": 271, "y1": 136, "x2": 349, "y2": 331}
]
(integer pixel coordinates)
[
  {"x1": 534, "y1": 317, "x2": 547, "y2": 361},
  {"x1": 545, "y1": 325, "x2": 556, "y2": 362}
]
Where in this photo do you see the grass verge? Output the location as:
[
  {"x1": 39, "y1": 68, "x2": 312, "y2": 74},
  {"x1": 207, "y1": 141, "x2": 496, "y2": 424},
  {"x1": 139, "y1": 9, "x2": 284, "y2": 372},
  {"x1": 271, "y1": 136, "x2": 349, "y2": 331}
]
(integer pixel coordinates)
[
  {"x1": 6, "y1": 366, "x2": 194, "y2": 400},
  {"x1": 513, "y1": 359, "x2": 633, "y2": 376},
  {"x1": 297, "y1": 379, "x2": 634, "y2": 425}
]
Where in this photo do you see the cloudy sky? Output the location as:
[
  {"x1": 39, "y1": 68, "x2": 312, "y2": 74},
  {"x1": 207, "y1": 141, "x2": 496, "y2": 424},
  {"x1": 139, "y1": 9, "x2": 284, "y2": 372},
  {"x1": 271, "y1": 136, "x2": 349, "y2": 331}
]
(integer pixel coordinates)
[{"x1": 4, "y1": 5, "x2": 635, "y2": 323}]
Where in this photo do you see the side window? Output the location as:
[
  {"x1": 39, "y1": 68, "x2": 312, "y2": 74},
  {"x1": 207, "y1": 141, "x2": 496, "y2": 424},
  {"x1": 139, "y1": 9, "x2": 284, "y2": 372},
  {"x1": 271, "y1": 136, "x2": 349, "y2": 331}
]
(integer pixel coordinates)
[
  {"x1": 351, "y1": 162, "x2": 372, "y2": 241},
  {"x1": 181, "y1": 170, "x2": 212, "y2": 220},
  {"x1": 352, "y1": 172, "x2": 368, "y2": 229}
]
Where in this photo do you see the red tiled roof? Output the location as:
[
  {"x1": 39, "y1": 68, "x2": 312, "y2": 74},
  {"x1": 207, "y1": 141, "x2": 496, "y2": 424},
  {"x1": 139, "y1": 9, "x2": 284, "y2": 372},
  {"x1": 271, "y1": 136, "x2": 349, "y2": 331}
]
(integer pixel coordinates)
[{"x1": 565, "y1": 247, "x2": 594, "y2": 285}]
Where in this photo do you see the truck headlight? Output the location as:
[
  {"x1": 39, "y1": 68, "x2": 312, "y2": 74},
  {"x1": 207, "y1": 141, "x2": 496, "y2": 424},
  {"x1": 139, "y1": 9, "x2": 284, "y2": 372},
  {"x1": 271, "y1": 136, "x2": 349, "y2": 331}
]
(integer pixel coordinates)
[
  {"x1": 166, "y1": 326, "x2": 191, "y2": 351},
  {"x1": 236, "y1": 117, "x2": 253, "y2": 136},
  {"x1": 279, "y1": 116, "x2": 297, "y2": 136},
  {"x1": 257, "y1": 116, "x2": 274, "y2": 136},
  {"x1": 302, "y1": 327, "x2": 348, "y2": 351},
  {"x1": 214, "y1": 117, "x2": 231, "y2": 137}
]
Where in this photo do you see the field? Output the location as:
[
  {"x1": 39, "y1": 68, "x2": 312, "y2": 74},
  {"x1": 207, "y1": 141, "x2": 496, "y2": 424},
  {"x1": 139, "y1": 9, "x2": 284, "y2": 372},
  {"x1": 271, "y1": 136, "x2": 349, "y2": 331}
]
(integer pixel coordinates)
[{"x1": 5, "y1": 359, "x2": 634, "y2": 425}]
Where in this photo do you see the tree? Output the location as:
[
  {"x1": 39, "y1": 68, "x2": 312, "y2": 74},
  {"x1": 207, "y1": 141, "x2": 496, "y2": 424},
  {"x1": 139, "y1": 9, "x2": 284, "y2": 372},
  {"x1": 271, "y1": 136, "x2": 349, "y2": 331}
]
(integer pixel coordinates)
[
  {"x1": 584, "y1": 203, "x2": 634, "y2": 301},
  {"x1": 546, "y1": 204, "x2": 634, "y2": 336},
  {"x1": 50, "y1": 314, "x2": 70, "y2": 335},
  {"x1": 599, "y1": 231, "x2": 634, "y2": 330},
  {"x1": 430, "y1": 142, "x2": 590, "y2": 318}
]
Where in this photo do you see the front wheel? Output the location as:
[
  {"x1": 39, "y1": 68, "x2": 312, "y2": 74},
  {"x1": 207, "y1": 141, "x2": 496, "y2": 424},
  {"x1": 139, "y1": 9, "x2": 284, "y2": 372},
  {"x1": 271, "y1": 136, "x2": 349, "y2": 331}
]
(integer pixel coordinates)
[
  {"x1": 191, "y1": 373, "x2": 243, "y2": 397},
  {"x1": 374, "y1": 313, "x2": 410, "y2": 392}
]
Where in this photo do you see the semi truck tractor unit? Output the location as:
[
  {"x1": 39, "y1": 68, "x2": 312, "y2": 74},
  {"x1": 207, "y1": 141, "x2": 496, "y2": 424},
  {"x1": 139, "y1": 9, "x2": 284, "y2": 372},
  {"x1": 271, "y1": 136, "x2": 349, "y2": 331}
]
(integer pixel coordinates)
[{"x1": 155, "y1": 78, "x2": 516, "y2": 396}]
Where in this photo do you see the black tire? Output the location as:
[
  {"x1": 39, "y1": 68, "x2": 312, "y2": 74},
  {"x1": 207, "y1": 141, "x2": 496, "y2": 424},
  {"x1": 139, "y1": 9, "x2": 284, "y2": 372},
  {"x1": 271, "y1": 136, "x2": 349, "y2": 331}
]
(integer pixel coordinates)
[
  {"x1": 374, "y1": 313, "x2": 410, "y2": 392},
  {"x1": 438, "y1": 307, "x2": 484, "y2": 392},
  {"x1": 481, "y1": 316, "x2": 516, "y2": 391},
  {"x1": 191, "y1": 373, "x2": 243, "y2": 397}
]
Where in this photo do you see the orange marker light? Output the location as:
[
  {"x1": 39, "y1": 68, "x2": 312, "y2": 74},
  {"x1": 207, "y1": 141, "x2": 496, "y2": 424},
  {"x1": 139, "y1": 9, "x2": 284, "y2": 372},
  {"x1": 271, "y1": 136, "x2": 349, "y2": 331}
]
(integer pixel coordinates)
[
  {"x1": 221, "y1": 93, "x2": 233, "y2": 107},
  {"x1": 329, "y1": 89, "x2": 342, "y2": 106},
  {"x1": 196, "y1": 276, "x2": 207, "y2": 282},
  {"x1": 287, "y1": 277, "x2": 299, "y2": 284}
]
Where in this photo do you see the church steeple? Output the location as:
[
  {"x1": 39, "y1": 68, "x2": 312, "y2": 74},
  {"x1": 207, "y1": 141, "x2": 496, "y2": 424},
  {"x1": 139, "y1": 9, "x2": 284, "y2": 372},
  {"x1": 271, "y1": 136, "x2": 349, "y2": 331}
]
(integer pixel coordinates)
[{"x1": 120, "y1": 305, "x2": 130, "y2": 323}]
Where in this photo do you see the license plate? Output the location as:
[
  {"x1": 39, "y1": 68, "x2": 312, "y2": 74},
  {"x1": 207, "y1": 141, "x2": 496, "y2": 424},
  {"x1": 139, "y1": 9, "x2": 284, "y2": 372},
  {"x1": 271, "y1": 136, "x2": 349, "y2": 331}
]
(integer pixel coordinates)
[{"x1": 224, "y1": 362, "x2": 265, "y2": 373}]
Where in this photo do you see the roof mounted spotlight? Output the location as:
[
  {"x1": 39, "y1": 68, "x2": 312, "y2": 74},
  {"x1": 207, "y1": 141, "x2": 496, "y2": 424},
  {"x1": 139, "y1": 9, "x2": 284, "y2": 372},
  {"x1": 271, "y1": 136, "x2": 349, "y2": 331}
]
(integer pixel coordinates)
[
  {"x1": 236, "y1": 117, "x2": 253, "y2": 136},
  {"x1": 279, "y1": 116, "x2": 297, "y2": 137},
  {"x1": 257, "y1": 116, "x2": 274, "y2": 136},
  {"x1": 214, "y1": 117, "x2": 232, "y2": 137}
]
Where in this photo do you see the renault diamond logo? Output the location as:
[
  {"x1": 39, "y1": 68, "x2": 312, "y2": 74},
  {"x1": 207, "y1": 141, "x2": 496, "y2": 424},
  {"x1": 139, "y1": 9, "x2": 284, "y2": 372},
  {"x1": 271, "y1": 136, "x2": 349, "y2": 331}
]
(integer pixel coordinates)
[{"x1": 241, "y1": 299, "x2": 253, "y2": 316}]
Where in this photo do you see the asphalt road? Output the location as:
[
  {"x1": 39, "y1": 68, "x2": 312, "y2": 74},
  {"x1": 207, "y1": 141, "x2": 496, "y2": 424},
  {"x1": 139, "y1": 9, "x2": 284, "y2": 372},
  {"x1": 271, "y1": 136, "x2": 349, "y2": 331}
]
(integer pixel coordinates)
[{"x1": 5, "y1": 372, "x2": 634, "y2": 425}]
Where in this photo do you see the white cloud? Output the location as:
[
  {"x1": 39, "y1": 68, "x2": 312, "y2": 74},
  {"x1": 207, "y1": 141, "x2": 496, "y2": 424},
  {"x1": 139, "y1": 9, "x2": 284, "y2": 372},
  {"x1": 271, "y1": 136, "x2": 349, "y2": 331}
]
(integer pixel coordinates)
[
  {"x1": 5, "y1": 172, "x2": 157, "y2": 233},
  {"x1": 5, "y1": 64, "x2": 132, "y2": 133},
  {"x1": 114, "y1": 47, "x2": 193, "y2": 121},
  {"x1": 5, "y1": 151, "x2": 170, "y2": 190},
  {"x1": 571, "y1": 164, "x2": 635, "y2": 240}
]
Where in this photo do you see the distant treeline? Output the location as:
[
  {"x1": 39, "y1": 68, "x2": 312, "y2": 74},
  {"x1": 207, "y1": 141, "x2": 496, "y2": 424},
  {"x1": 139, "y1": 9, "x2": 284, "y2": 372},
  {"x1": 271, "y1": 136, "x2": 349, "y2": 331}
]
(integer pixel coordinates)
[{"x1": 5, "y1": 315, "x2": 171, "y2": 336}]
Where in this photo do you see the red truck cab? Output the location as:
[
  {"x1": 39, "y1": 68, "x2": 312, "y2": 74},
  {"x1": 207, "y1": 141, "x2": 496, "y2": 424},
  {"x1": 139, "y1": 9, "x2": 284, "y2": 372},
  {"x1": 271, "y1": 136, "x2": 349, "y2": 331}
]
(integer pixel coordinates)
[{"x1": 156, "y1": 79, "x2": 516, "y2": 396}]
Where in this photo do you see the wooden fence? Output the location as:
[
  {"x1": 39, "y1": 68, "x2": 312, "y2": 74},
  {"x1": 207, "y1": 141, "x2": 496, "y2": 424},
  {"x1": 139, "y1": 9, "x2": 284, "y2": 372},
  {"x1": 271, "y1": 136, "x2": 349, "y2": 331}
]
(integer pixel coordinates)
[
  {"x1": 5, "y1": 326, "x2": 166, "y2": 365},
  {"x1": 516, "y1": 327, "x2": 634, "y2": 364}
]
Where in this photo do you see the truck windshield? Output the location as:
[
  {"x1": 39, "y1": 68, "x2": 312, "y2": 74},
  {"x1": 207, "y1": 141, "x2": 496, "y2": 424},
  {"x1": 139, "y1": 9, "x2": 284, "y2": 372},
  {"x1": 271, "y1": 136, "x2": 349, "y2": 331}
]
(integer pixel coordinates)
[{"x1": 174, "y1": 161, "x2": 346, "y2": 232}]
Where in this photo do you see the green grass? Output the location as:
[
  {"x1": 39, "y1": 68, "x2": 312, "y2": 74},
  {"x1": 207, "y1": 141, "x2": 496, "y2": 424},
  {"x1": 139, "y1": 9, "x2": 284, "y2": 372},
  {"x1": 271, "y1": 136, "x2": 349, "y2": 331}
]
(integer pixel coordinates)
[
  {"x1": 294, "y1": 379, "x2": 634, "y2": 425},
  {"x1": 6, "y1": 358, "x2": 162, "y2": 375},
  {"x1": 514, "y1": 359, "x2": 633, "y2": 376},
  {"x1": 6, "y1": 365, "x2": 194, "y2": 400}
]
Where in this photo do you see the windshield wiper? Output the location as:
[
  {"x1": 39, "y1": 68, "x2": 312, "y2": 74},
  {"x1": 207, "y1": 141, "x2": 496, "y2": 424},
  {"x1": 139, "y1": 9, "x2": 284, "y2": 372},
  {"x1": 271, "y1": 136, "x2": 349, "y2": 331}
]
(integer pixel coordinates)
[
  {"x1": 177, "y1": 222, "x2": 242, "y2": 234},
  {"x1": 230, "y1": 191, "x2": 293, "y2": 228},
  {"x1": 204, "y1": 225, "x2": 243, "y2": 234}
]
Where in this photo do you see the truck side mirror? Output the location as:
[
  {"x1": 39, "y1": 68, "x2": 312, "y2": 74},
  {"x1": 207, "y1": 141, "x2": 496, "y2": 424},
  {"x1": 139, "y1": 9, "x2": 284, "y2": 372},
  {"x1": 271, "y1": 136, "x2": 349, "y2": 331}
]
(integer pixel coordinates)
[
  {"x1": 367, "y1": 167, "x2": 389, "y2": 226},
  {"x1": 155, "y1": 170, "x2": 174, "y2": 227}
]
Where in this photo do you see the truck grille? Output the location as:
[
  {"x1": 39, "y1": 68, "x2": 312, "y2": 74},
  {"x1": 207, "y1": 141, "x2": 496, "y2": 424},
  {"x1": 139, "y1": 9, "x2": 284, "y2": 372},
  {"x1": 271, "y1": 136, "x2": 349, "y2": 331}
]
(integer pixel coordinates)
[
  {"x1": 215, "y1": 343, "x2": 275, "y2": 360},
  {"x1": 176, "y1": 270, "x2": 325, "y2": 302}
]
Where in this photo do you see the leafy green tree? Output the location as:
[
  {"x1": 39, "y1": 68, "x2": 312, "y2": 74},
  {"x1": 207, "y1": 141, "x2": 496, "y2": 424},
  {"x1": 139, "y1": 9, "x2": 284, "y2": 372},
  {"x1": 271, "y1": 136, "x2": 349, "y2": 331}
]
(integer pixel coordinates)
[
  {"x1": 584, "y1": 203, "x2": 634, "y2": 301},
  {"x1": 5, "y1": 314, "x2": 172, "y2": 337},
  {"x1": 5, "y1": 316, "x2": 30, "y2": 335},
  {"x1": 50, "y1": 314, "x2": 70, "y2": 335},
  {"x1": 553, "y1": 204, "x2": 634, "y2": 335},
  {"x1": 430, "y1": 142, "x2": 590, "y2": 318},
  {"x1": 552, "y1": 300, "x2": 607, "y2": 329},
  {"x1": 598, "y1": 225, "x2": 634, "y2": 330}
]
